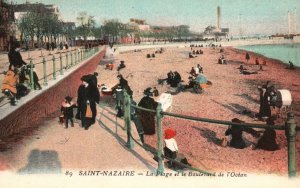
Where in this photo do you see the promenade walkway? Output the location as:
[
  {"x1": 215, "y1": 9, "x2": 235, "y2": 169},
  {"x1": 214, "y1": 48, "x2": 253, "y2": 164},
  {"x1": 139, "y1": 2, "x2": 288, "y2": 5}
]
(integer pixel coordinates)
[{"x1": 0, "y1": 47, "x2": 158, "y2": 173}]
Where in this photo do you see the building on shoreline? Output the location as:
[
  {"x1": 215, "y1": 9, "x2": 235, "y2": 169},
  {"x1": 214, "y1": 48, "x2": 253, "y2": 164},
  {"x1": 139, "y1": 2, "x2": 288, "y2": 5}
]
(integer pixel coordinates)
[{"x1": 0, "y1": 0, "x2": 14, "y2": 51}]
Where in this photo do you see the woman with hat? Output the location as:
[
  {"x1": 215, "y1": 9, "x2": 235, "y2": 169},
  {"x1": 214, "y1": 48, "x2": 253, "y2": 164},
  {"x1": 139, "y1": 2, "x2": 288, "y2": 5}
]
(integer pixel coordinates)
[
  {"x1": 137, "y1": 87, "x2": 158, "y2": 135},
  {"x1": 76, "y1": 75, "x2": 100, "y2": 130},
  {"x1": 225, "y1": 118, "x2": 260, "y2": 149}
]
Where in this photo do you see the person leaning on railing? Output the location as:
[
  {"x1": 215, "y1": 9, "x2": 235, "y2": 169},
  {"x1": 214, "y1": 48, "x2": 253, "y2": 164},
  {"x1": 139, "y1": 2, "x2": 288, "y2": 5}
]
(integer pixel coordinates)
[{"x1": 8, "y1": 42, "x2": 27, "y2": 70}]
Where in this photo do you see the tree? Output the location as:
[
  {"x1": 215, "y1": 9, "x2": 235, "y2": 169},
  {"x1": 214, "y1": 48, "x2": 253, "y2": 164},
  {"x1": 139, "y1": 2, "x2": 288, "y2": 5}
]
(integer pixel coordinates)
[
  {"x1": 102, "y1": 19, "x2": 123, "y2": 43},
  {"x1": 18, "y1": 12, "x2": 63, "y2": 48},
  {"x1": 18, "y1": 12, "x2": 36, "y2": 48},
  {"x1": 177, "y1": 25, "x2": 191, "y2": 41},
  {"x1": 76, "y1": 12, "x2": 96, "y2": 41}
]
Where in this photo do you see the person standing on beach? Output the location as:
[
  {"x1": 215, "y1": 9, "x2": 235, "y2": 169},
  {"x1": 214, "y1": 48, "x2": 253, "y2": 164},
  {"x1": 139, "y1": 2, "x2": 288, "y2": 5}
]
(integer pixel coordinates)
[
  {"x1": 255, "y1": 58, "x2": 260, "y2": 65},
  {"x1": 245, "y1": 53, "x2": 250, "y2": 63}
]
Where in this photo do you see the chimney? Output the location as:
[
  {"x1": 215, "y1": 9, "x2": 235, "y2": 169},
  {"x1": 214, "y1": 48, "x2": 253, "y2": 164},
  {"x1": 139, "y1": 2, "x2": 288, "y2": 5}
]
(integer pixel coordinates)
[{"x1": 217, "y1": 6, "x2": 221, "y2": 29}]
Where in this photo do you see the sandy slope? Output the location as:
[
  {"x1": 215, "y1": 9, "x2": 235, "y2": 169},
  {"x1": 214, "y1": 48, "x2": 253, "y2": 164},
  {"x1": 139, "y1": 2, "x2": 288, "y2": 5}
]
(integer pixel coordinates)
[{"x1": 97, "y1": 45, "x2": 300, "y2": 175}]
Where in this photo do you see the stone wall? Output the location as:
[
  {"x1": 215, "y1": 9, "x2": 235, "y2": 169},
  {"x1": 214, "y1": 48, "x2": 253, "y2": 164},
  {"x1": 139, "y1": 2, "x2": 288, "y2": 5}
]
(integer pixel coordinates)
[{"x1": 0, "y1": 49, "x2": 105, "y2": 138}]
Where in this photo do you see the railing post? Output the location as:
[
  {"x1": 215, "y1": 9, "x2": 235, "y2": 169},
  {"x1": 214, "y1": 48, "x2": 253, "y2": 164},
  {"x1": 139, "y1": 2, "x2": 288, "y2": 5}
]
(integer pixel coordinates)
[
  {"x1": 156, "y1": 103, "x2": 164, "y2": 174},
  {"x1": 75, "y1": 50, "x2": 77, "y2": 64},
  {"x1": 59, "y1": 52, "x2": 63, "y2": 75},
  {"x1": 81, "y1": 49, "x2": 83, "y2": 61},
  {"x1": 42, "y1": 57, "x2": 48, "y2": 86},
  {"x1": 70, "y1": 51, "x2": 73, "y2": 66},
  {"x1": 52, "y1": 55, "x2": 56, "y2": 80},
  {"x1": 285, "y1": 113, "x2": 297, "y2": 178},
  {"x1": 78, "y1": 50, "x2": 80, "y2": 63},
  {"x1": 29, "y1": 59, "x2": 34, "y2": 90},
  {"x1": 124, "y1": 91, "x2": 134, "y2": 149},
  {"x1": 66, "y1": 52, "x2": 69, "y2": 69}
]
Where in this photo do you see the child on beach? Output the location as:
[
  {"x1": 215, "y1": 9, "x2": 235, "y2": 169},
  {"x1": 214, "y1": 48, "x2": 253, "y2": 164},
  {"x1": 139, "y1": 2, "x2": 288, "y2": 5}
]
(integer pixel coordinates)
[
  {"x1": 61, "y1": 96, "x2": 76, "y2": 129},
  {"x1": 164, "y1": 128, "x2": 191, "y2": 169}
]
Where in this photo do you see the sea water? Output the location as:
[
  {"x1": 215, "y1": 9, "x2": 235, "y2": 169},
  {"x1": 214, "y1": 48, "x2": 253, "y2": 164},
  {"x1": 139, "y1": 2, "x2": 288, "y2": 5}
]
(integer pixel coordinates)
[{"x1": 237, "y1": 43, "x2": 300, "y2": 66}]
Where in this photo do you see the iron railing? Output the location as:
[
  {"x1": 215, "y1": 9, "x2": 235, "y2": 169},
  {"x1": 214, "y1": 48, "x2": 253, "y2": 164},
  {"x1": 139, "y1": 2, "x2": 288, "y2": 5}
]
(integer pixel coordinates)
[{"x1": 121, "y1": 91, "x2": 298, "y2": 178}]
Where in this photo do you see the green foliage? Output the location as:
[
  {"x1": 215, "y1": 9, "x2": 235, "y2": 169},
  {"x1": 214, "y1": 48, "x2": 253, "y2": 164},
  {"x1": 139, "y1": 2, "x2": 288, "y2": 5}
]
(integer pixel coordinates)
[{"x1": 17, "y1": 12, "x2": 63, "y2": 47}]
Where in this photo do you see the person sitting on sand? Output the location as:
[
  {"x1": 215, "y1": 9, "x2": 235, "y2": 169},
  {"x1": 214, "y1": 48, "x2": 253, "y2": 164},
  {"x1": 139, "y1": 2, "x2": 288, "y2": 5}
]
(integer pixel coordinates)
[
  {"x1": 254, "y1": 118, "x2": 279, "y2": 151},
  {"x1": 171, "y1": 71, "x2": 181, "y2": 87},
  {"x1": 105, "y1": 63, "x2": 114, "y2": 70},
  {"x1": 190, "y1": 67, "x2": 197, "y2": 77},
  {"x1": 225, "y1": 118, "x2": 260, "y2": 149},
  {"x1": 239, "y1": 65, "x2": 258, "y2": 75},
  {"x1": 117, "y1": 60, "x2": 126, "y2": 71},
  {"x1": 189, "y1": 52, "x2": 195, "y2": 58},
  {"x1": 218, "y1": 55, "x2": 226, "y2": 64},
  {"x1": 197, "y1": 64, "x2": 203, "y2": 73},
  {"x1": 167, "y1": 71, "x2": 174, "y2": 85},
  {"x1": 184, "y1": 76, "x2": 196, "y2": 90}
]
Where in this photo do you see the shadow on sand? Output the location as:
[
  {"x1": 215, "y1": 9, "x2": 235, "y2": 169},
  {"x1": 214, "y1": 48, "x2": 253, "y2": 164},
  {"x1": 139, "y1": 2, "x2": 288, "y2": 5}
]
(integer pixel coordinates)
[
  {"x1": 18, "y1": 149, "x2": 62, "y2": 174},
  {"x1": 97, "y1": 106, "x2": 157, "y2": 172}
]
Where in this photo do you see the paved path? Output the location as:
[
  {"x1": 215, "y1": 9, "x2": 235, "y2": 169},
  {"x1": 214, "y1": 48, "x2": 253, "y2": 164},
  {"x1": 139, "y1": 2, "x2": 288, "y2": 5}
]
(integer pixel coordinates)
[
  {"x1": 1, "y1": 101, "x2": 158, "y2": 173},
  {"x1": 0, "y1": 47, "x2": 159, "y2": 173}
]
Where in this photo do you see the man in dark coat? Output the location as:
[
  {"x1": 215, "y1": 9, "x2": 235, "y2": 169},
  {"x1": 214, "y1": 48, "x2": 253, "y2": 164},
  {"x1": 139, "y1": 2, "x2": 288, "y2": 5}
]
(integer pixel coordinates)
[
  {"x1": 245, "y1": 52, "x2": 250, "y2": 62},
  {"x1": 76, "y1": 75, "x2": 100, "y2": 130},
  {"x1": 116, "y1": 74, "x2": 133, "y2": 96},
  {"x1": 8, "y1": 43, "x2": 27, "y2": 69},
  {"x1": 258, "y1": 82, "x2": 274, "y2": 119},
  {"x1": 137, "y1": 88, "x2": 158, "y2": 135}
]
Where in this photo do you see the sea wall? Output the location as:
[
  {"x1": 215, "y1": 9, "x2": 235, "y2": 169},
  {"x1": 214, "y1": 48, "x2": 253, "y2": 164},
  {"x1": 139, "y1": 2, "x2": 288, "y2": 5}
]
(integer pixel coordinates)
[{"x1": 0, "y1": 49, "x2": 106, "y2": 138}]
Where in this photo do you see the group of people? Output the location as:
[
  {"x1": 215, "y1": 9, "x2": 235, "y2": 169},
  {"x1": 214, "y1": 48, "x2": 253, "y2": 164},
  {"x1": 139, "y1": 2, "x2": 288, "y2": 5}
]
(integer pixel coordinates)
[
  {"x1": 1, "y1": 42, "x2": 41, "y2": 105},
  {"x1": 166, "y1": 71, "x2": 182, "y2": 88},
  {"x1": 192, "y1": 49, "x2": 203, "y2": 55},
  {"x1": 218, "y1": 55, "x2": 226, "y2": 64},
  {"x1": 60, "y1": 72, "x2": 100, "y2": 130},
  {"x1": 224, "y1": 118, "x2": 279, "y2": 151},
  {"x1": 190, "y1": 64, "x2": 203, "y2": 77}
]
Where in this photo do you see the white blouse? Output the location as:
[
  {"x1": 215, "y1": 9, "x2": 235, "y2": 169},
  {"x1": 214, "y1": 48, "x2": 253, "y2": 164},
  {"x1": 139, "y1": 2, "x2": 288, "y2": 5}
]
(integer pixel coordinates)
[{"x1": 165, "y1": 138, "x2": 179, "y2": 152}]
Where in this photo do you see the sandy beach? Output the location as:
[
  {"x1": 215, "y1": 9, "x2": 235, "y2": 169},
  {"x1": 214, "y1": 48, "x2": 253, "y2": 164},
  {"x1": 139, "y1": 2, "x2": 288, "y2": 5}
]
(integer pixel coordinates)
[{"x1": 96, "y1": 45, "x2": 300, "y2": 175}]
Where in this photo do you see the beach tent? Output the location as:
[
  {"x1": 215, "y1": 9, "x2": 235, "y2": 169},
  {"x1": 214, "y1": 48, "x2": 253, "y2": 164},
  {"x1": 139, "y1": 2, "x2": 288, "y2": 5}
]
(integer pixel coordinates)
[{"x1": 194, "y1": 74, "x2": 208, "y2": 84}]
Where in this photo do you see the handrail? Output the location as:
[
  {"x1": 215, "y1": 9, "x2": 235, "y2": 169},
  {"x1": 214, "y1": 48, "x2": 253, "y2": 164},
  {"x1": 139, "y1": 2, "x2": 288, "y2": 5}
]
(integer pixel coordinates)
[
  {"x1": 122, "y1": 90, "x2": 298, "y2": 178},
  {"x1": 128, "y1": 131, "x2": 214, "y2": 175},
  {"x1": 1, "y1": 46, "x2": 101, "y2": 106},
  {"x1": 162, "y1": 111, "x2": 286, "y2": 130}
]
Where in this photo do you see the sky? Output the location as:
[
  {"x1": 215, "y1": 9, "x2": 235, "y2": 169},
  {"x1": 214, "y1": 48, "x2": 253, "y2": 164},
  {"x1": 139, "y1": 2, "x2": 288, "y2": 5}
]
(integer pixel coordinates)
[{"x1": 12, "y1": 0, "x2": 300, "y2": 36}]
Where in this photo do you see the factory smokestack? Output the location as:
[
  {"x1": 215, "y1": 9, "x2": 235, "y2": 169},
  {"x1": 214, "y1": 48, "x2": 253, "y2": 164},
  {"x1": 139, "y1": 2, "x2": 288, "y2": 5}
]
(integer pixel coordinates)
[{"x1": 217, "y1": 6, "x2": 221, "y2": 29}]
